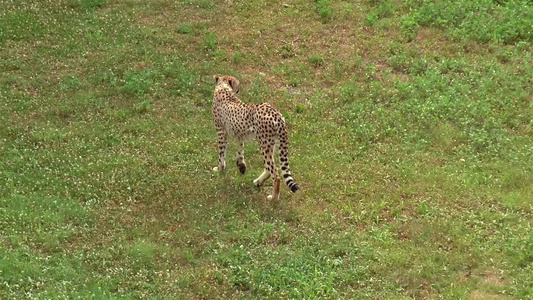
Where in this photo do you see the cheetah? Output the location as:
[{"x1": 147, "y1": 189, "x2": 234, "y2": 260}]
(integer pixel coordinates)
[{"x1": 212, "y1": 75, "x2": 299, "y2": 201}]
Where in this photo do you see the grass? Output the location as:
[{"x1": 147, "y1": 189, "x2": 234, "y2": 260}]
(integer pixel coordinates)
[
  {"x1": 1, "y1": 0, "x2": 532, "y2": 298},
  {"x1": 404, "y1": 0, "x2": 533, "y2": 44}
]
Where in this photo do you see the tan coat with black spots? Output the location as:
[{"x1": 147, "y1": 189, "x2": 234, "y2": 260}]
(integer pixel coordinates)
[{"x1": 212, "y1": 75, "x2": 299, "y2": 201}]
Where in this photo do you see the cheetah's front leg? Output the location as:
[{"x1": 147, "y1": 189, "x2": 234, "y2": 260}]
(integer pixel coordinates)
[
  {"x1": 213, "y1": 130, "x2": 227, "y2": 172},
  {"x1": 236, "y1": 142, "x2": 247, "y2": 174}
]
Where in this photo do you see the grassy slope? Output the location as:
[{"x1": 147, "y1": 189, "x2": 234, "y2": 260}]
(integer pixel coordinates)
[{"x1": 1, "y1": 0, "x2": 532, "y2": 298}]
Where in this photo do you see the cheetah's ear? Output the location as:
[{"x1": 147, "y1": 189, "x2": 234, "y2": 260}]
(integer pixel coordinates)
[
  {"x1": 214, "y1": 75, "x2": 220, "y2": 85},
  {"x1": 228, "y1": 77, "x2": 240, "y2": 94}
]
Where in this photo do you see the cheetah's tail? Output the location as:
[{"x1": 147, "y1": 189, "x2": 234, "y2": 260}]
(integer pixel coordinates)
[{"x1": 278, "y1": 122, "x2": 299, "y2": 193}]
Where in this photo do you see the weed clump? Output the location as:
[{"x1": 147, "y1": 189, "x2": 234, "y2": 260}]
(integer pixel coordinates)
[
  {"x1": 177, "y1": 24, "x2": 192, "y2": 34},
  {"x1": 134, "y1": 100, "x2": 152, "y2": 114},
  {"x1": 316, "y1": 0, "x2": 333, "y2": 21},
  {"x1": 308, "y1": 55, "x2": 324, "y2": 68},
  {"x1": 204, "y1": 31, "x2": 218, "y2": 51}
]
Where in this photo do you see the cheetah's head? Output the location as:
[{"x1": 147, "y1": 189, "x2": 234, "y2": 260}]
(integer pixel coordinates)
[{"x1": 214, "y1": 75, "x2": 240, "y2": 94}]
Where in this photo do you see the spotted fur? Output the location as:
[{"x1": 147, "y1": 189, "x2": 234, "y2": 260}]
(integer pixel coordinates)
[{"x1": 212, "y1": 75, "x2": 299, "y2": 200}]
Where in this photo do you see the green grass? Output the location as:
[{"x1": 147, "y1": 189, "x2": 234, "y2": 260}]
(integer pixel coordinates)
[
  {"x1": 1, "y1": 0, "x2": 532, "y2": 298},
  {"x1": 404, "y1": 0, "x2": 533, "y2": 44}
]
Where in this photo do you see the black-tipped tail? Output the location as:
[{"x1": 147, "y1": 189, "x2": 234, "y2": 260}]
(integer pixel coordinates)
[
  {"x1": 285, "y1": 178, "x2": 300, "y2": 193},
  {"x1": 290, "y1": 183, "x2": 300, "y2": 193},
  {"x1": 279, "y1": 121, "x2": 299, "y2": 193}
]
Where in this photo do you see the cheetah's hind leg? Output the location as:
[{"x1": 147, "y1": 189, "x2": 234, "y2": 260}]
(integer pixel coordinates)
[
  {"x1": 255, "y1": 141, "x2": 281, "y2": 201},
  {"x1": 253, "y1": 170, "x2": 270, "y2": 186},
  {"x1": 268, "y1": 178, "x2": 281, "y2": 201}
]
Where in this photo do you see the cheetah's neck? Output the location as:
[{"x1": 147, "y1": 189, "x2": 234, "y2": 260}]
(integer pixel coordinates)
[
  {"x1": 215, "y1": 82, "x2": 232, "y2": 93},
  {"x1": 214, "y1": 84, "x2": 238, "y2": 102}
]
